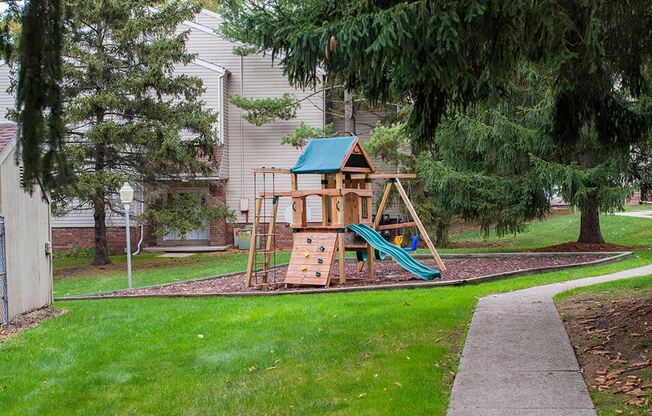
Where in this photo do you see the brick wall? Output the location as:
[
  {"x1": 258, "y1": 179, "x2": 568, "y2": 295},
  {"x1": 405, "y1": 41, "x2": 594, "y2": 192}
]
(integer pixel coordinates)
[
  {"x1": 208, "y1": 181, "x2": 229, "y2": 246},
  {"x1": 628, "y1": 190, "x2": 641, "y2": 205},
  {"x1": 53, "y1": 225, "x2": 154, "y2": 254}
]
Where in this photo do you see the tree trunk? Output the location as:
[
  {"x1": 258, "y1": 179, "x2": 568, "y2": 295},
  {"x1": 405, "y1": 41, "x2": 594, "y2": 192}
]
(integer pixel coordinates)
[
  {"x1": 577, "y1": 145, "x2": 604, "y2": 244},
  {"x1": 578, "y1": 194, "x2": 604, "y2": 244},
  {"x1": 343, "y1": 89, "x2": 355, "y2": 134},
  {"x1": 92, "y1": 131, "x2": 111, "y2": 265},
  {"x1": 92, "y1": 194, "x2": 112, "y2": 265}
]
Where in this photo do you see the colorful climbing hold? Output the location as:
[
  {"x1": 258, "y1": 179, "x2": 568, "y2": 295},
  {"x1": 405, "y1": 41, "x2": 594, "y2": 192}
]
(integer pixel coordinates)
[
  {"x1": 306, "y1": 238, "x2": 312, "y2": 244},
  {"x1": 317, "y1": 258, "x2": 323, "y2": 264},
  {"x1": 315, "y1": 271, "x2": 321, "y2": 277},
  {"x1": 319, "y1": 246, "x2": 325, "y2": 252},
  {"x1": 301, "y1": 264, "x2": 308, "y2": 271},
  {"x1": 303, "y1": 251, "x2": 310, "y2": 258}
]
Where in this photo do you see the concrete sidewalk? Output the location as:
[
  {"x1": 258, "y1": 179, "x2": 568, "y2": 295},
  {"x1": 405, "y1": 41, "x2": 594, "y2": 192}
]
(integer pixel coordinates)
[
  {"x1": 615, "y1": 210, "x2": 652, "y2": 219},
  {"x1": 447, "y1": 263, "x2": 652, "y2": 416}
]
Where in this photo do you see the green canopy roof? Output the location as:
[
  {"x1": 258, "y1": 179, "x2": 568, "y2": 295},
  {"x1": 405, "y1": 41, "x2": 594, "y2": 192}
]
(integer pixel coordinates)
[{"x1": 291, "y1": 136, "x2": 358, "y2": 174}]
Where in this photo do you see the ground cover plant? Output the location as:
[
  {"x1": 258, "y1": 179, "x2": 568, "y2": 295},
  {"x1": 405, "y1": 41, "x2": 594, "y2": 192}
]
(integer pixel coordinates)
[
  {"x1": 2, "y1": 250, "x2": 651, "y2": 415},
  {"x1": 556, "y1": 275, "x2": 652, "y2": 415}
]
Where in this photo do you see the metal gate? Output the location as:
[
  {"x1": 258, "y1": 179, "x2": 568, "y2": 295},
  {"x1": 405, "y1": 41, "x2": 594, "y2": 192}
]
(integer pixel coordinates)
[{"x1": 0, "y1": 215, "x2": 7, "y2": 326}]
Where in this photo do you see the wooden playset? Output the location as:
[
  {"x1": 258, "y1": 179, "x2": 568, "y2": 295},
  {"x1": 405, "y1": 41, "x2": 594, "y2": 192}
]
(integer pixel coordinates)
[{"x1": 244, "y1": 136, "x2": 446, "y2": 289}]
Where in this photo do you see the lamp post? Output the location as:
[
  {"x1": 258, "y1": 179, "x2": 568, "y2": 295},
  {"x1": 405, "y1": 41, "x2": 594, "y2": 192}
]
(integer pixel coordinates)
[{"x1": 119, "y1": 182, "x2": 134, "y2": 289}]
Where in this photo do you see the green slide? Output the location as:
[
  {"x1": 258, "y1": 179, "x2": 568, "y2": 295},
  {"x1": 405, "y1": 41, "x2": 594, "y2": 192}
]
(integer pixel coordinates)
[{"x1": 347, "y1": 224, "x2": 441, "y2": 280}]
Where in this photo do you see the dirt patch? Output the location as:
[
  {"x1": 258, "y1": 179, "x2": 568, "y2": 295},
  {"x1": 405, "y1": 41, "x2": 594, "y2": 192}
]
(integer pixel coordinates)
[
  {"x1": 84, "y1": 254, "x2": 617, "y2": 297},
  {"x1": 534, "y1": 242, "x2": 640, "y2": 252},
  {"x1": 0, "y1": 308, "x2": 66, "y2": 343},
  {"x1": 557, "y1": 289, "x2": 652, "y2": 413}
]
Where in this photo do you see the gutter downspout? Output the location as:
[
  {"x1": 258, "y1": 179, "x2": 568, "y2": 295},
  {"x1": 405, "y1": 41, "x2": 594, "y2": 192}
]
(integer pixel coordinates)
[
  {"x1": 239, "y1": 55, "x2": 244, "y2": 200},
  {"x1": 46, "y1": 192, "x2": 53, "y2": 308},
  {"x1": 322, "y1": 75, "x2": 327, "y2": 128},
  {"x1": 219, "y1": 73, "x2": 225, "y2": 145},
  {"x1": 239, "y1": 55, "x2": 249, "y2": 223},
  {"x1": 133, "y1": 224, "x2": 145, "y2": 256}
]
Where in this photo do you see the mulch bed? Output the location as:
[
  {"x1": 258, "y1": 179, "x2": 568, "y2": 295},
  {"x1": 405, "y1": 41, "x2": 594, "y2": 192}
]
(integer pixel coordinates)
[
  {"x1": 89, "y1": 253, "x2": 617, "y2": 297},
  {"x1": 557, "y1": 289, "x2": 652, "y2": 414},
  {"x1": 0, "y1": 307, "x2": 65, "y2": 343},
  {"x1": 534, "y1": 242, "x2": 639, "y2": 252}
]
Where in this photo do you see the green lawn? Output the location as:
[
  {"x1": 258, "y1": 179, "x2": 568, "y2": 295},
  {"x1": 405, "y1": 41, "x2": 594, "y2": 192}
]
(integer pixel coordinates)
[
  {"x1": 450, "y1": 211, "x2": 652, "y2": 251},
  {"x1": 53, "y1": 211, "x2": 652, "y2": 297},
  {"x1": 556, "y1": 273, "x2": 652, "y2": 300},
  {"x1": 2, "y1": 250, "x2": 651, "y2": 416}
]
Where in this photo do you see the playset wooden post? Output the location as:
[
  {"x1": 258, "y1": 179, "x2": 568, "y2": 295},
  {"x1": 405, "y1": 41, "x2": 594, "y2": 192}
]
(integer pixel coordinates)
[
  {"x1": 393, "y1": 179, "x2": 446, "y2": 271},
  {"x1": 245, "y1": 197, "x2": 263, "y2": 288},
  {"x1": 263, "y1": 197, "x2": 279, "y2": 277},
  {"x1": 364, "y1": 174, "x2": 374, "y2": 281},
  {"x1": 244, "y1": 136, "x2": 446, "y2": 289}
]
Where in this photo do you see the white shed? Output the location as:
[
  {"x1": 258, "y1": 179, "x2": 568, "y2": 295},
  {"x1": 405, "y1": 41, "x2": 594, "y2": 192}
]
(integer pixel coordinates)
[{"x1": 0, "y1": 123, "x2": 53, "y2": 323}]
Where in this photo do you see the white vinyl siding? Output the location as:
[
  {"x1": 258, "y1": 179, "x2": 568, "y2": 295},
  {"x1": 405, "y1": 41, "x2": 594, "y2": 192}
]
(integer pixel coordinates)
[
  {"x1": 226, "y1": 54, "x2": 324, "y2": 223},
  {"x1": 193, "y1": 9, "x2": 222, "y2": 28},
  {"x1": 0, "y1": 10, "x2": 327, "y2": 230},
  {"x1": 0, "y1": 64, "x2": 14, "y2": 123},
  {"x1": 52, "y1": 27, "x2": 226, "y2": 228},
  {"x1": 180, "y1": 15, "x2": 325, "y2": 223},
  {"x1": 173, "y1": 60, "x2": 223, "y2": 142}
]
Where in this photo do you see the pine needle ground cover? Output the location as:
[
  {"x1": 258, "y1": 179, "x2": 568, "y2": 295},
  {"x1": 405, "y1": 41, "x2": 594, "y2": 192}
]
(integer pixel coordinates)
[
  {"x1": 556, "y1": 275, "x2": 652, "y2": 415},
  {"x1": 2, "y1": 251, "x2": 651, "y2": 415}
]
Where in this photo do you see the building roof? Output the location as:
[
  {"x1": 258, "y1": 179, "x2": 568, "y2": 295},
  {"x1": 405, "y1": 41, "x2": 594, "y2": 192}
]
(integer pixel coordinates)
[
  {"x1": 0, "y1": 123, "x2": 17, "y2": 154},
  {"x1": 290, "y1": 136, "x2": 374, "y2": 174}
]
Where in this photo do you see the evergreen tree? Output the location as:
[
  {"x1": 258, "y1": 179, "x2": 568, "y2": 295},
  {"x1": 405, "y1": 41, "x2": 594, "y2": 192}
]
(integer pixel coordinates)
[
  {"x1": 418, "y1": 64, "x2": 634, "y2": 241},
  {"x1": 222, "y1": 0, "x2": 652, "y2": 243},
  {"x1": 23, "y1": 0, "x2": 226, "y2": 265},
  {"x1": 529, "y1": 0, "x2": 652, "y2": 242},
  {"x1": 370, "y1": 64, "x2": 639, "y2": 245},
  {"x1": 221, "y1": 0, "x2": 530, "y2": 147},
  {"x1": 13, "y1": 0, "x2": 70, "y2": 192},
  {"x1": 0, "y1": 1, "x2": 20, "y2": 60},
  {"x1": 365, "y1": 119, "x2": 452, "y2": 246}
]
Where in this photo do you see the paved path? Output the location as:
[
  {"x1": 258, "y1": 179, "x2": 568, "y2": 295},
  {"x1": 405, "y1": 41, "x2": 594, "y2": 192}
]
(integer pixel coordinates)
[
  {"x1": 615, "y1": 210, "x2": 652, "y2": 219},
  {"x1": 447, "y1": 263, "x2": 652, "y2": 416}
]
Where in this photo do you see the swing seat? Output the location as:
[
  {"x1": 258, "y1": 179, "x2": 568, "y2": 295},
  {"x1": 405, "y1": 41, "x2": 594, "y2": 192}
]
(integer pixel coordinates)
[{"x1": 404, "y1": 235, "x2": 419, "y2": 252}]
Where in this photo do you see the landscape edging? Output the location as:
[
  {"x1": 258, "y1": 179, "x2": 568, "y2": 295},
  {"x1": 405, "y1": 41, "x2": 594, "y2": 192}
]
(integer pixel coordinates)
[{"x1": 54, "y1": 251, "x2": 634, "y2": 301}]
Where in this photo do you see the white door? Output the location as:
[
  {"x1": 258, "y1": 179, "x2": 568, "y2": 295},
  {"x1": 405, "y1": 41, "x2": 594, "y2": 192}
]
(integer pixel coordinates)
[{"x1": 163, "y1": 190, "x2": 209, "y2": 242}]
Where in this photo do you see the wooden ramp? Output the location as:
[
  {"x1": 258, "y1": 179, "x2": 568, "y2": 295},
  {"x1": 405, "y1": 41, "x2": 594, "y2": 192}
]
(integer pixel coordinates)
[{"x1": 284, "y1": 232, "x2": 338, "y2": 286}]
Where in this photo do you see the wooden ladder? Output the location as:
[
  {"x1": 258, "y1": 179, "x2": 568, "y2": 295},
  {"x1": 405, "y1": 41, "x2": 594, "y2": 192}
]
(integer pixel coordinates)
[{"x1": 244, "y1": 196, "x2": 279, "y2": 288}]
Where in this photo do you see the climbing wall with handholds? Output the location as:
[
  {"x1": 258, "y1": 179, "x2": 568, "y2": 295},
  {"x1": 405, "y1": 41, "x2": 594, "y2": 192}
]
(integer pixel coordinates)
[{"x1": 284, "y1": 232, "x2": 338, "y2": 286}]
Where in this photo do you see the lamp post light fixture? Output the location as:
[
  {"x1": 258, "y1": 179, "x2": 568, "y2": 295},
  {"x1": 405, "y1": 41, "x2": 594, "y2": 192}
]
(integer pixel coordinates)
[{"x1": 119, "y1": 182, "x2": 135, "y2": 289}]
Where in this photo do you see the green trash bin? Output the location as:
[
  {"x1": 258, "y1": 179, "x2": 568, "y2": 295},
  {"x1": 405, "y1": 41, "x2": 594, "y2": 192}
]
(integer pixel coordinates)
[{"x1": 236, "y1": 226, "x2": 260, "y2": 250}]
